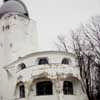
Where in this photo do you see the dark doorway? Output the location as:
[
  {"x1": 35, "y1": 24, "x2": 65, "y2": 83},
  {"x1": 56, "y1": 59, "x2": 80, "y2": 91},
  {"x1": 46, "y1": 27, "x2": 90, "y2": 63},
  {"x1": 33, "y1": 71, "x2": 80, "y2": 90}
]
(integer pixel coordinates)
[
  {"x1": 63, "y1": 81, "x2": 73, "y2": 95},
  {"x1": 36, "y1": 81, "x2": 53, "y2": 96}
]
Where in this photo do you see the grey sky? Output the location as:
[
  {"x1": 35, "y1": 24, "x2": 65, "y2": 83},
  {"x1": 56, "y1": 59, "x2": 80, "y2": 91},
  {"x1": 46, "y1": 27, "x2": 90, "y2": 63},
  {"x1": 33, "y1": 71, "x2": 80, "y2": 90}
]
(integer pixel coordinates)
[{"x1": 1, "y1": 0, "x2": 100, "y2": 51}]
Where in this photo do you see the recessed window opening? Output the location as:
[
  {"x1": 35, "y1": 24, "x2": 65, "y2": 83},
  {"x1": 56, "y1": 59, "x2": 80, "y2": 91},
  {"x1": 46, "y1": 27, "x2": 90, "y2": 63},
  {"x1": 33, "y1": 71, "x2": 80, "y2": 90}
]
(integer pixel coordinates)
[
  {"x1": 19, "y1": 63, "x2": 26, "y2": 70},
  {"x1": 4, "y1": 0, "x2": 9, "y2": 2},
  {"x1": 36, "y1": 81, "x2": 53, "y2": 96},
  {"x1": 38, "y1": 58, "x2": 48, "y2": 65},
  {"x1": 62, "y1": 58, "x2": 70, "y2": 64},
  {"x1": 63, "y1": 81, "x2": 73, "y2": 95},
  {"x1": 24, "y1": 13, "x2": 28, "y2": 17},
  {"x1": 19, "y1": 83, "x2": 25, "y2": 98}
]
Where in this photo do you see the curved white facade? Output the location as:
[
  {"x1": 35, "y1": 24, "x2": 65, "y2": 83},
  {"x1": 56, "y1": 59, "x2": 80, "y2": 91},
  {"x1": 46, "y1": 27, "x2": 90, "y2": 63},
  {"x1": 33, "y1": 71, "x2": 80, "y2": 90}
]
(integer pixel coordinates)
[{"x1": 0, "y1": 51, "x2": 88, "y2": 100}]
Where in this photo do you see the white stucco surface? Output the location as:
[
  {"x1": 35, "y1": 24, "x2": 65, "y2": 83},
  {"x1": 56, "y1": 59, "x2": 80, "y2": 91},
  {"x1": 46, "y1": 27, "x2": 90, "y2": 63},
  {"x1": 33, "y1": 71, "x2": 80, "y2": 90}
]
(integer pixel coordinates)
[
  {"x1": 0, "y1": 51, "x2": 88, "y2": 100},
  {"x1": 0, "y1": 14, "x2": 38, "y2": 66}
]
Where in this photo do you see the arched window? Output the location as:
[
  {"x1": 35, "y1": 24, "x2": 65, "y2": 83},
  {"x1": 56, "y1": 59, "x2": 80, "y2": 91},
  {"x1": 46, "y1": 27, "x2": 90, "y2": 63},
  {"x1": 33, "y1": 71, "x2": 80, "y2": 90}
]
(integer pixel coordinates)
[
  {"x1": 36, "y1": 81, "x2": 53, "y2": 96},
  {"x1": 38, "y1": 58, "x2": 48, "y2": 65},
  {"x1": 18, "y1": 63, "x2": 26, "y2": 70},
  {"x1": 62, "y1": 58, "x2": 70, "y2": 64},
  {"x1": 18, "y1": 82, "x2": 25, "y2": 98},
  {"x1": 63, "y1": 81, "x2": 73, "y2": 95}
]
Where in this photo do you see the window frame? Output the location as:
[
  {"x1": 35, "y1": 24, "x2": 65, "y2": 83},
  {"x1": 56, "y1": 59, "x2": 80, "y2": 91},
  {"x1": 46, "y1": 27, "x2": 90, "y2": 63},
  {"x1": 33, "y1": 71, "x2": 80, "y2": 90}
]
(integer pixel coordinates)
[
  {"x1": 36, "y1": 80, "x2": 53, "y2": 96},
  {"x1": 62, "y1": 58, "x2": 70, "y2": 64},
  {"x1": 17, "y1": 81, "x2": 25, "y2": 98},
  {"x1": 63, "y1": 81, "x2": 73, "y2": 95},
  {"x1": 38, "y1": 57, "x2": 49, "y2": 65},
  {"x1": 18, "y1": 63, "x2": 26, "y2": 70}
]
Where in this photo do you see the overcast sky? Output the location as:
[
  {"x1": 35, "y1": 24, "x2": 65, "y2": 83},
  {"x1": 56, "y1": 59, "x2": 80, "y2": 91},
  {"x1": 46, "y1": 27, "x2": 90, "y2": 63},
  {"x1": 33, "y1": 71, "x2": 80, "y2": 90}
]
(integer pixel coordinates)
[{"x1": 1, "y1": 0, "x2": 100, "y2": 51}]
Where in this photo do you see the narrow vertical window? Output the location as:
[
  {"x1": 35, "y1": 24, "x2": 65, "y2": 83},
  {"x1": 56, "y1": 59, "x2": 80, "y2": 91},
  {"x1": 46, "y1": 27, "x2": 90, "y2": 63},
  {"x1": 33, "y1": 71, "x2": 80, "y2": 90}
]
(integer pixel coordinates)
[
  {"x1": 63, "y1": 81, "x2": 73, "y2": 95},
  {"x1": 19, "y1": 84, "x2": 25, "y2": 98}
]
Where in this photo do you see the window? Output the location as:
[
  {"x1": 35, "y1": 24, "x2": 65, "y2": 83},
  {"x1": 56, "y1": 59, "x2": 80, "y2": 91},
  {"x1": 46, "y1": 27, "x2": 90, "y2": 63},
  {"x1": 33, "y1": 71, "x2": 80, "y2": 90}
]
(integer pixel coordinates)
[
  {"x1": 4, "y1": 0, "x2": 9, "y2": 2},
  {"x1": 19, "y1": 82, "x2": 25, "y2": 98},
  {"x1": 18, "y1": 63, "x2": 26, "y2": 70},
  {"x1": 63, "y1": 81, "x2": 73, "y2": 95},
  {"x1": 38, "y1": 58, "x2": 48, "y2": 65},
  {"x1": 62, "y1": 58, "x2": 70, "y2": 64},
  {"x1": 24, "y1": 13, "x2": 29, "y2": 17},
  {"x1": 36, "y1": 81, "x2": 53, "y2": 96}
]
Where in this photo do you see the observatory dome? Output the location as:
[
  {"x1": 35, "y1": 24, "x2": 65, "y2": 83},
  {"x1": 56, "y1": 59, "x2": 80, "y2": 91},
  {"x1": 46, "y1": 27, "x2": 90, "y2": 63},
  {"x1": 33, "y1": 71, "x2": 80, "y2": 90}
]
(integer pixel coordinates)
[{"x1": 0, "y1": 0, "x2": 29, "y2": 17}]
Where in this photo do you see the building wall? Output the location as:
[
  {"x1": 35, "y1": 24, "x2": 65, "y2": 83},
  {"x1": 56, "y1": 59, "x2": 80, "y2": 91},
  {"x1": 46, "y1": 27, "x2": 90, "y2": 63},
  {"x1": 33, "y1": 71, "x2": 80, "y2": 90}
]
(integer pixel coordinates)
[
  {"x1": 0, "y1": 51, "x2": 88, "y2": 100},
  {"x1": 0, "y1": 1, "x2": 88, "y2": 100},
  {"x1": 0, "y1": 14, "x2": 38, "y2": 66}
]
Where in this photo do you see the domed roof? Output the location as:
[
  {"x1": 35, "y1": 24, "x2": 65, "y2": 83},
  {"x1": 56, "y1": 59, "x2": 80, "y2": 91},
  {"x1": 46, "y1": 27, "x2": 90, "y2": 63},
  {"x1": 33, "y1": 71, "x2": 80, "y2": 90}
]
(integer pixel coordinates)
[{"x1": 0, "y1": 0, "x2": 29, "y2": 17}]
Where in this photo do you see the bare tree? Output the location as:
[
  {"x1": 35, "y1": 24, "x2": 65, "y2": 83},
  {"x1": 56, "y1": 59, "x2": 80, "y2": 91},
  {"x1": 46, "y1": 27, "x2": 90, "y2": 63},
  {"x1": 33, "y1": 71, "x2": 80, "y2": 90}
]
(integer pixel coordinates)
[
  {"x1": 56, "y1": 16, "x2": 100, "y2": 100},
  {"x1": 55, "y1": 35, "x2": 68, "y2": 53},
  {"x1": 72, "y1": 16, "x2": 100, "y2": 100}
]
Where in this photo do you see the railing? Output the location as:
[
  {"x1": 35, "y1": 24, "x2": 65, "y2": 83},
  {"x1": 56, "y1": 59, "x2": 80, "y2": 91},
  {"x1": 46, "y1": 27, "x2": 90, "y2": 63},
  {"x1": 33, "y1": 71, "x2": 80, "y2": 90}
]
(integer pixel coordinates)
[
  {"x1": 0, "y1": 95, "x2": 88, "y2": 100},
  {"x1": 18, "y1": 63, "x2": 79, "y2": 72},
  {"x1": 17, "y1": 63, "x2": 77, "y2": 71},
  {"x1": 0, "y1": 96, "x2": 15, "y2": 100},
  {"x1": 28, "y1": 95, "x2": 88, "y2": 100},
  {"x1": 17, "y1": 64, "x2": 80, "y2": 79}
]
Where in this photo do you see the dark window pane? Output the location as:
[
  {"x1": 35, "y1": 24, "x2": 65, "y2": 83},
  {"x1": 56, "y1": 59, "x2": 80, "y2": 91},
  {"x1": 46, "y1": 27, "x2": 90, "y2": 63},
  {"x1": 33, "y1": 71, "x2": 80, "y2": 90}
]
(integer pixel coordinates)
[
  {"x1": 24, "y1": 13, "x2": 29, "y2": 17},
  {"x1": 19, "y1": 63, "x2": 26, "y2": 70},
  {"x1": 62, "y1": 58, "x2": 69, "y2": 64},
  {"x1": 36, "y1": 81, "x2": 53, "y2": 96},
  {"x1": 4, "y1": 0, "x2": 9, "y2": 2},
  {"x1": 19, "y1": 85, "x2": 25, "y2": 98},
  {"x1": 63, "y1": 81, "x2": 73, "y2": 95},
  {"x1": 38, "y1": 58, "x2": 48, "y2": 65}
]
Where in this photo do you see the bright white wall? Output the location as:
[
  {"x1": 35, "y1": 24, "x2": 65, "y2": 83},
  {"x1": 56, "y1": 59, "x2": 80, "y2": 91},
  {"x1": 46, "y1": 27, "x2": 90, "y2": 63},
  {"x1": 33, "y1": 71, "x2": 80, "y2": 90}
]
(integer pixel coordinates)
[{"x1": 0, "y1": 15, "x2": 38, "y2": 66}]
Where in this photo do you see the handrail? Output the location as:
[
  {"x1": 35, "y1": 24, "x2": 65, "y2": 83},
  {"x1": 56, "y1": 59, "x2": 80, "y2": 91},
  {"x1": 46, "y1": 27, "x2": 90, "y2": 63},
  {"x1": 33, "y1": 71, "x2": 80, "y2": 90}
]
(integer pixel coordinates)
[{"x1": 17, "y1": 63, "x2": 79, "y2": 73}]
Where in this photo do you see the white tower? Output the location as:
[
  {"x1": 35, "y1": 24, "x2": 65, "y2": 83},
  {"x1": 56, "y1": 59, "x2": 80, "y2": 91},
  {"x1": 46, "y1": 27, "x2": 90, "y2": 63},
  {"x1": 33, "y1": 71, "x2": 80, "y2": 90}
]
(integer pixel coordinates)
[{"x1": 0, "y1": 0, "x2": 38, "y2": 66}]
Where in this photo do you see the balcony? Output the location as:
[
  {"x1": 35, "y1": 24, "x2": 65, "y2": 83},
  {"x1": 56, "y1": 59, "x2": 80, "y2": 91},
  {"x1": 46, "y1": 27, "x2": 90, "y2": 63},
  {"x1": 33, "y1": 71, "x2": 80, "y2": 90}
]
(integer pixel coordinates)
[
  {"x1": 14, "y1": 64, "x2": 88, "y2": 100},
  {"x1": 17, "y1": 64, "x2": 80, "y2": 80}
]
